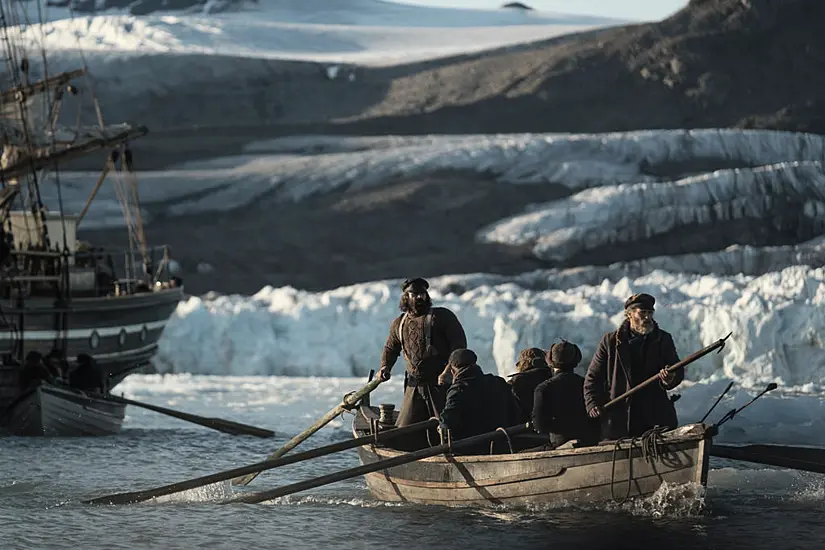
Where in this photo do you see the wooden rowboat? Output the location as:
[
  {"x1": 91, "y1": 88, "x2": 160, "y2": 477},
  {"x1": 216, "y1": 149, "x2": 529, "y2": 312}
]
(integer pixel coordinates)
[
  {"x1": 352, "y1": 404, "x2": 712, "y2": 508},
  {"x1": 0, "y1": 383, "x2": 126, "y2": 437}
]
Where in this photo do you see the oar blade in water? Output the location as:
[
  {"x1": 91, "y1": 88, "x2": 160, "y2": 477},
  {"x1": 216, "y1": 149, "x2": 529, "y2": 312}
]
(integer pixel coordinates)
[{"x1": 232, "y1": 377, "x2": 383, "y2": 487}]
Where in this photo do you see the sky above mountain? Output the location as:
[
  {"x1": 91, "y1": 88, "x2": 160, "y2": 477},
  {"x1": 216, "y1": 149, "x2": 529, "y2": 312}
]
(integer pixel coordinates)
[{"x1": 400, "y1": 0, "x2": 688, "y2": 21}]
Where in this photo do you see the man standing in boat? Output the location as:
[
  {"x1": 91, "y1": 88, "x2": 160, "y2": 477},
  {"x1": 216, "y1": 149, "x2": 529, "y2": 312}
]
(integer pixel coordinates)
[
  {"x1": 377, "y1": 277, "x2": 467, "y2": 447},
  {"x1": 583, "y1": 293, "x2": 682, "y2": 440}
]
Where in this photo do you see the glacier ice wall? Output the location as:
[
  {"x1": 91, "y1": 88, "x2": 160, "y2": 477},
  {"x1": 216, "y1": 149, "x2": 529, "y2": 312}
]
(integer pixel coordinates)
[{"x1": 155, "y1": 266, "x2": 825, "y2": 391}]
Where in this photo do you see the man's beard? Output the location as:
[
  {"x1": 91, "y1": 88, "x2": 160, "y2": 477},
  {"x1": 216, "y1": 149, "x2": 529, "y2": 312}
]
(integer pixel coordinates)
[
  {"x1": 632, "y1": 320, "x2": 654, "y2": 334},
  {"x1": 411, "y1": 298, "x2": 429, "y2": 315}
]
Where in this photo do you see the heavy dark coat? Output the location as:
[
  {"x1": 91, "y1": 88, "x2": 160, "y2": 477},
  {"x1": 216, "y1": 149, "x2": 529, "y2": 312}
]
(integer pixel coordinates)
[
  {"x1": 532, "y1": 371, "x2": 600, "y2": 448},
  {"x1": 440, "y1": 364, "x2": 520, "y2": 455},
  {"x1": 70, "y1": 363, "x2": 106, "y2": 393},
  {"x1": 18, "y1": 362, "x2": 54, "y2": 390},
  {"x1": 508, "y1": 366, "x2": 552, "y2": 423},
  {"x1": 583, "y1": 321, "x2": 682, "y2": 440}
]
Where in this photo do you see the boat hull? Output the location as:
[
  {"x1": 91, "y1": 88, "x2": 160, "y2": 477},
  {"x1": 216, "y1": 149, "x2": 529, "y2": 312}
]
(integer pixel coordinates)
[
  {"x1": 352, "y1": 409, "x2": 711, "y2": 508},
  {"x1": 0, "y1": 287, "x2": 182, "y2": 387},
  {"x1": 1, "y1": 384, "x2": 126, "y2": 437}
]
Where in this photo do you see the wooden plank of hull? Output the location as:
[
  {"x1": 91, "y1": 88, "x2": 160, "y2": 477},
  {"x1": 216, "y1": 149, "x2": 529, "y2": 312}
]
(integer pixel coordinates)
[
  {"x1": 3, "y1": 385, "x2": 125, "y2": 437},
  {"x1": 352, "y1": 419, "x2": 710, "y2": 508},
  {"x1": 0, "y1": 287, "x2": 183, "y2": 387}
]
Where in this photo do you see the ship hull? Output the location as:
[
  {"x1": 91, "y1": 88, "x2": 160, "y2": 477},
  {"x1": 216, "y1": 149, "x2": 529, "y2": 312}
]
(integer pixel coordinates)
[{"x1": 0, "y1": 287, "x2": 183, "y2": 387}]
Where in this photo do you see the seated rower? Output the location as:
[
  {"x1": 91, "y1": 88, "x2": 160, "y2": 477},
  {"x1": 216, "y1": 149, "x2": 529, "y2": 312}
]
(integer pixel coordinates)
[
  {"x1": 532, "y1": 340, "x2": 600, "y2": 449},
  {"x1": 18, "y1": 351, "x2": 54, "y2": 391},
  {"x1": 70, "y1": 354, "x2": 107, "y2": 394},
  {"x1": 438, "y1": 348, "x2": 520, "y2": 455},
  {"x1": 507, "y1": 347, "x2": 552, "y2": 423}
]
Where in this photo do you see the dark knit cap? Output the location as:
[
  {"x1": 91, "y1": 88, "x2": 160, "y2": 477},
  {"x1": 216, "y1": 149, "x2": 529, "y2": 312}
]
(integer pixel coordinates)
[
  {"x1": 448, "y1": 348, "x2": 477, "y2": 368},
  {"x1": 546, "y1": 340, "x2": 583, "y2": 370},
  {"x1": 624, "y1": 293, "x2": 655, "y2": 311},
  {"x1": 401, "y1": 278, "x2": 429, "y2": 292}
]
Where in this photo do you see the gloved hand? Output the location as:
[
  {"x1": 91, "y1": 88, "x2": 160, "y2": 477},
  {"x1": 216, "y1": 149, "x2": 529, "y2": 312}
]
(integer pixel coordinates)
[{"x1": 377, "y1": 367, "x2": 391, "y2": 381}]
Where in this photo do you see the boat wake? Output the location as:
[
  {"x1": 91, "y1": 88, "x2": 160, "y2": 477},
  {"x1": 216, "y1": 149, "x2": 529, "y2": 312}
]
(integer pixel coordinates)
[{"x1": 149, "y1": 481, "x2": 235, "y2": 504}]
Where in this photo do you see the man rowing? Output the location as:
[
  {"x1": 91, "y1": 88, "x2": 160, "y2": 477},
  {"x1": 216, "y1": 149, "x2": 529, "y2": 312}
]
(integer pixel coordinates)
[
  {"x1": 377, "y1": 277, "x2": 467, "y2": 449},
  {"x1": 438, "y1": 348, "x2": 520, "y2": 454},
  {"x1": 583, "y1": 293, "x2": 682, "y2": 440},
  {"x1": 507, "y1": 347, "x2": 552, "y2": 423},
  {"x1": 532, "y1": 340, "x2": 599, "y2": 448}
]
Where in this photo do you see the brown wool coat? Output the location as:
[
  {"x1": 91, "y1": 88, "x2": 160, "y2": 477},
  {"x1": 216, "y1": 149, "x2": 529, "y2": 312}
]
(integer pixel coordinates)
[
  {"x1": 380, "y1": 306, "x2": 467, "y2": 384},
  {"x1": 583, "y1": 321, "x2": 682, "y2": 440}
]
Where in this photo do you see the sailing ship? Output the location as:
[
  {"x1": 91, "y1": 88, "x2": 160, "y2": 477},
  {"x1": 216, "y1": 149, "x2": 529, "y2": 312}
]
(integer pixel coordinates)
[{"x1": 0, "y1": 1, "x2": 183, "y2": 435}]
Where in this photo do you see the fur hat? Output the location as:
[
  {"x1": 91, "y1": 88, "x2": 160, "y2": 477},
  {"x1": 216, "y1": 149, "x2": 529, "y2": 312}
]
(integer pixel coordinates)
[
  {"x1": 546, "y1": 340, "x2": 583, "y2": 370},
  {"x1": 448, "y1": 348, "x2": 477, "y2": 368},
  {"x1": 401, "y1": 278, "x2": 429, "y2": 292},
  {"x1": 624, "y1": 293, "x2": 655, "y2": 311}
]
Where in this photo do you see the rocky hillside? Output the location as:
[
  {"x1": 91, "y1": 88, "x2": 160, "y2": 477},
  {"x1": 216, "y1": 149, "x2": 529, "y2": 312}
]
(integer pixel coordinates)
[
  {"x1": 49, "y1": 0, "x2": 824, "y2": 171},
  {"x1": 337, "y1": 0, "x2": 825, "y2": 135}
]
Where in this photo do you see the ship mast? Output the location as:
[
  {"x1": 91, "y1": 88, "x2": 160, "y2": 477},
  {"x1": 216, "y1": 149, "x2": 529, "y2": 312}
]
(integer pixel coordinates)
[{"x1": 0, "y1": 0, "x2": 153, "y2": 360}]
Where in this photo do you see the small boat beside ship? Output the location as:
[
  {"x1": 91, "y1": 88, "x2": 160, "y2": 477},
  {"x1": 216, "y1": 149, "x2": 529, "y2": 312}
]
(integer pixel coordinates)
[
  {"x1": 0, "y1": 383, "x2": 125, "y2": 437},
  {"x1": 0, "y1": 1, "x2": 183, "y2": 436}
]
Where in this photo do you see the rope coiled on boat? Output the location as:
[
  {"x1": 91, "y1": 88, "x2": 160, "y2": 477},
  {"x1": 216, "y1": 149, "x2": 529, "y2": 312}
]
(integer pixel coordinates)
[{"x1": 610, "y1": 425, "x2": 670, "y2": 504}]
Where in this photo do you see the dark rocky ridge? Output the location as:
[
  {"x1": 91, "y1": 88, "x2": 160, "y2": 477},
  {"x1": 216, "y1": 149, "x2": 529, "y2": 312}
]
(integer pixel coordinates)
[{"x1": 51, "y1": 0, "x2": 825, "y2": 173}]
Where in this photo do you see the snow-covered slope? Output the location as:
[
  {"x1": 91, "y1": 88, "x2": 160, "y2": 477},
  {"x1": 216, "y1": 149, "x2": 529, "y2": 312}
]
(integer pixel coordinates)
[
  {"x1": 154, "y1": 265, "x2": 825, "y2": 393},
  {"x1": 478, "y1": 161, "x2": 825, "y2": 261},
  {"x1": 8, "y1": 0, "x2": 620, "y2": 66},
  {"x1": 42, "y1": 128, "x2": 825, "y2": 276}
]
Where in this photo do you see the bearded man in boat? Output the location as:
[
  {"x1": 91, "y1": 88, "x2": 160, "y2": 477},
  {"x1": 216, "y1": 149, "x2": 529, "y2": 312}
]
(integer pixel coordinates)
[
  {"x1": 377, "y1": 277, "x2": 467, "y2": 447},
  {"x1": 507, "y1": 347, "x2": 552, "y2": 423},
  {"x1": 532, "y1": 340, "x2": 600, "y2": 448},
  {"x1": 583, "y1": 293, "x2": 682, "y2": 440},
  {"x1": 437, "y1": 348, "x2": 520, "y2": 454}
]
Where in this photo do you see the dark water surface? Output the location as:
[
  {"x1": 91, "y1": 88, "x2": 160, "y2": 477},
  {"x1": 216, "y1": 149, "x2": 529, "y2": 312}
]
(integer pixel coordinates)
[{"x1": 2, "y1": 376, "x2": 824, "y2": 550}]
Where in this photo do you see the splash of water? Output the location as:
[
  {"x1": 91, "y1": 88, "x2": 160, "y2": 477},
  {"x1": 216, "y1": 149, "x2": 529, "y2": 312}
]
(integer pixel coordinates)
[{"x1": 611, "y1": 481, "x2": 707, "y2": 518}]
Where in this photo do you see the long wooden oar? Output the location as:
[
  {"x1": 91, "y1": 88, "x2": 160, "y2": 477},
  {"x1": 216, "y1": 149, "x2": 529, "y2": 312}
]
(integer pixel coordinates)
[
  {"x1": 602, "y1": 332, "x2": 732, "y2": 410},
  {"x1": 83, "y1": 418, "x2": 438, "y2": 506},
  {"x1": 101, "y1": 394, "x2": 275, "y2": 438},
  {"x1": 710, "y1": 444, "x2": 825, "y2": 475},
  {"x1": 232, "y1": 377, "x2": 384, "y2": 486},
  {"x1": 225, "y1": 423, "x2": 532, "y2": 505}
]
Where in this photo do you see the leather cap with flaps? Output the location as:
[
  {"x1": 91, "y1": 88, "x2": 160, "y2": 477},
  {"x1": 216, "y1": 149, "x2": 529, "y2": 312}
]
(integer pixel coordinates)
[
  {"x1": 448, "y1": 348, "x2": 477, "y2": 368},
  {"x1": 624, "y1": 293, "x2": 655, "y2": 311},
  {"x1": 401, "y1": 277, "x2": 429, "y2": 292}
]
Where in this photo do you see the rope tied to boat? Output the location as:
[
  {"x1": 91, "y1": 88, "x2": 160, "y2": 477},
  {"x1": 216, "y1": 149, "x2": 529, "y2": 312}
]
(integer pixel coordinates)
[
  {"x1": 492, "y1": 426, "x2": 515, "y2": 455},
  {"x1": 609, "y1": 425, "x2": 670, "y2": 504}
]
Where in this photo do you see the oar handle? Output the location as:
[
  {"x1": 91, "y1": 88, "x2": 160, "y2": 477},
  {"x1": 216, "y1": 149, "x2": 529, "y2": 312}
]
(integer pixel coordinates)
[
  {"x1": 603, "y1": 332, "x2": 732, "y2": 410},
  {"x1": 101, "y1": 393, "x2": 275, "y2": 438},
  {"x1": 232, "y1": 377, "x2": 385, "y2": 486}
]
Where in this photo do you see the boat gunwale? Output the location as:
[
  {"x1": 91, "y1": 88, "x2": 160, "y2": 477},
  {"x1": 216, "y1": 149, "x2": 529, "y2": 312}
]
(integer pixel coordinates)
[{"x1": 353, "y1": 413, "x2": 710, "y2": 464}]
